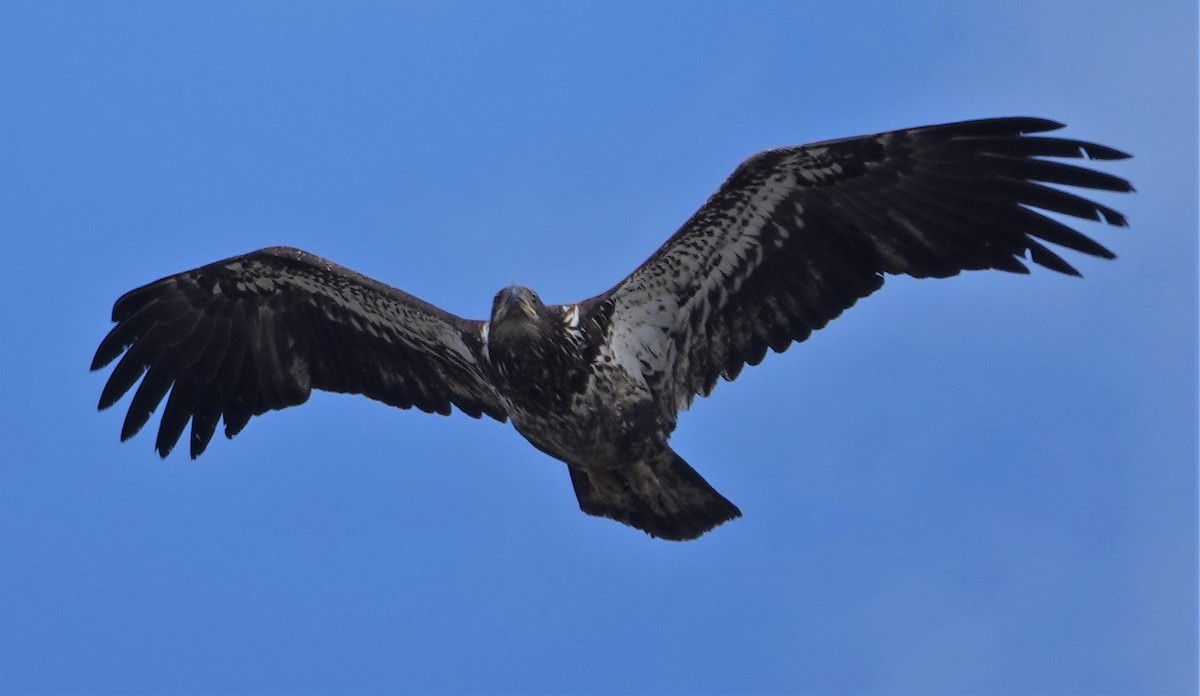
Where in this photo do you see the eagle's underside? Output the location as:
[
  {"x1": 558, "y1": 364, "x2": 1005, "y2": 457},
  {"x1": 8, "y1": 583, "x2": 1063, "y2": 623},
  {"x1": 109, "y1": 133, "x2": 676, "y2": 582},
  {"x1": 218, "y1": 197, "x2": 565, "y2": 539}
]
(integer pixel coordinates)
[{"x1": 92, "y1": 117, "x2": 1132, "y2": 540}]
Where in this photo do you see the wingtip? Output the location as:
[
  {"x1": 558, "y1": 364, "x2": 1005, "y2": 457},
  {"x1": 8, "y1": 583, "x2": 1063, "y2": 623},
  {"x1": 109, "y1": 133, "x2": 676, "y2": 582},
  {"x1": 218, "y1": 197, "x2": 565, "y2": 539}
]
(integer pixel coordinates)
[
  {"x1": 981, "y1": 116, "x2": 1065, "y2": 135},
  {"x1": 90, "y1": 339, "x2": 121, "y2": 372},
  {"x1": 1081, "y1": 142, "x2": 1134, "y2": 162},
  {"x1": 1017, "y1": 117, "x2": 1066, "y2": 133},
  {"x1": 97, "y1": 381, "x2": 126, "y2": 412}
]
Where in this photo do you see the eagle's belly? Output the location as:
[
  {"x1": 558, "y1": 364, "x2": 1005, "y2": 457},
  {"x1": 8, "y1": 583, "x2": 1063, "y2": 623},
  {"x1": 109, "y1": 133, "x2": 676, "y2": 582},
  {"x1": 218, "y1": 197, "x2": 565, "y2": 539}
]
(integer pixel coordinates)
[
  {"x1": 501, "y1": 359, "x2": 664, "y2": 469},
  {"x1": 485, "y1": 304, "x2": 669, "y2": 469}
]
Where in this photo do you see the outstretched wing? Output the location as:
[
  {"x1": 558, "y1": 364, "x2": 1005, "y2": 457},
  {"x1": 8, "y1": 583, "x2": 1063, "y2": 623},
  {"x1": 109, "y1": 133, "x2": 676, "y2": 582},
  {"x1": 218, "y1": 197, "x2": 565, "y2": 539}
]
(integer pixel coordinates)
[
  {"x1": 593, "y1": 117, "x2": 1133, "y2": 415},
  {"x1": 92, "y1": 246, "x2": 506, "y2": 458}
]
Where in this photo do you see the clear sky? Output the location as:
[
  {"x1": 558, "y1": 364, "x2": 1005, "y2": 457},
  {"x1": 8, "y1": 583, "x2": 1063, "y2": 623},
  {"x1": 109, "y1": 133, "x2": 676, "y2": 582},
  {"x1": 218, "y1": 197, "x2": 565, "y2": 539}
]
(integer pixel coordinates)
[{"x1": 0, "y1": 2, "x2": 1195, "y2": 694}]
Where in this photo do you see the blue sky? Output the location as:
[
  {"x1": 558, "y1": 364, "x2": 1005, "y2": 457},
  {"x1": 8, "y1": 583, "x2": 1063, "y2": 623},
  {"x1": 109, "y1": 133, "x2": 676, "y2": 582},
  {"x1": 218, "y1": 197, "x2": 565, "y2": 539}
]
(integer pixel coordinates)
[{"x1": 1, "y1": 2, "x2": 1195, "y2": 693}]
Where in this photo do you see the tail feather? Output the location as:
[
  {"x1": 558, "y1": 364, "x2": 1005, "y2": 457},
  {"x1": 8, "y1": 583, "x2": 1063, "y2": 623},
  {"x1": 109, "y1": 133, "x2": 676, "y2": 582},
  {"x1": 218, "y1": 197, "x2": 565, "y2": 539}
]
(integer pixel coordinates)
[{"x1": 568, "y1": 449, "x2": 741, "y2": 541}]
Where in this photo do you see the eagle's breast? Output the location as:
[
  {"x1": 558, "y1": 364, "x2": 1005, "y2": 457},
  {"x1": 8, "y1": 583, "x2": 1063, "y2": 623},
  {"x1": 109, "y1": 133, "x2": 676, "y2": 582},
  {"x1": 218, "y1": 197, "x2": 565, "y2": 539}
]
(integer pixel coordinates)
[
  {"x1": 485, "y1": 303, "x2": 593, "y2": 411},
  {"x1": 483, "y1": 297, "x2": 663, "y2": 466}
]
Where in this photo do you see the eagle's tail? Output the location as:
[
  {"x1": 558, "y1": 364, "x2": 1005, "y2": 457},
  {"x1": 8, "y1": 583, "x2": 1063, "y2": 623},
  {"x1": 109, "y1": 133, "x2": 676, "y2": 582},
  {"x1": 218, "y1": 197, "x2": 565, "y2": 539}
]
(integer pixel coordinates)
[{"x1": 568, "y1": 449, "x2": 742, "y2": 541}]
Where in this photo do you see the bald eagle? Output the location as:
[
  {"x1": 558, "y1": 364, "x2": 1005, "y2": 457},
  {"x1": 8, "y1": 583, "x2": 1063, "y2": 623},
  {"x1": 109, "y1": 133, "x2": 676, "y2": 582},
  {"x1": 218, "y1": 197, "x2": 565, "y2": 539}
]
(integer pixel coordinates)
[{"x1": 92, "y1": 117, "x2": 1132, "y2": 541}]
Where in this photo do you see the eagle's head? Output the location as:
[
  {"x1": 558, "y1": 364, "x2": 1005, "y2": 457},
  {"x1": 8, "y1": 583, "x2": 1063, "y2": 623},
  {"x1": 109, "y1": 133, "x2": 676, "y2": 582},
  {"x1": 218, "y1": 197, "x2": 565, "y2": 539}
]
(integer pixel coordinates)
[
  {"x1": 487, "y1": 286, "x2": 558, "y2": 363},
  {"x1": 488, "y1": 286, "x2": 582, "y2": 361},
  {"x1": 491, "y1": 285, "x2": 545, "y2": 326},
  {"x1": 486, "y1": 286, "x2": 586, "y2": 395}
]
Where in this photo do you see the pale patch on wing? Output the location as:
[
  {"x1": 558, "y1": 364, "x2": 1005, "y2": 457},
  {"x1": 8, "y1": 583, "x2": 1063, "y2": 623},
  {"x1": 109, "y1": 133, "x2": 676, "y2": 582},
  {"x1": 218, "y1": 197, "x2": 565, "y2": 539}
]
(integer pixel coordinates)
[{"x1": 604, "y1": 167, "x2": 802, "y2": 409}]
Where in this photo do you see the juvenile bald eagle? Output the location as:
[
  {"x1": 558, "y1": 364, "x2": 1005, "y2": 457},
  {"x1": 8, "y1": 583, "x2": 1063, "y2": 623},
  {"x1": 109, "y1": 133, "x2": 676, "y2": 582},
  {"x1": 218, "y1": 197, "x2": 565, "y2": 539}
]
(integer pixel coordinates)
[{"x1": 92, "y1": 117, "x2": 1132, "y2": 541}]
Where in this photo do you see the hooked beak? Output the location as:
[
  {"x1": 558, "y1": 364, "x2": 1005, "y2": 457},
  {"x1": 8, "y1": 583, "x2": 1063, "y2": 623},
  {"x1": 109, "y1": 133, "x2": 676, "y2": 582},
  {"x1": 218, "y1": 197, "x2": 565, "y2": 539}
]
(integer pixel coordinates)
[{"x1": 494, "y1": 287, "x2": 538, "y2": 322}]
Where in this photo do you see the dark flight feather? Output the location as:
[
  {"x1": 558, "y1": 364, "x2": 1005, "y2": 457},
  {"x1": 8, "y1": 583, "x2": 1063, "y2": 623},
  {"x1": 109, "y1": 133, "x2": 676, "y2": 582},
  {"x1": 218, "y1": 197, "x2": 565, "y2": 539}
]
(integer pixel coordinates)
[
  {"x1": 594, "y1": 117, "x2": 1132, "y2": 417},
  {"x1": 93, "y1": 247, "x2": 506, "y2": 458}
]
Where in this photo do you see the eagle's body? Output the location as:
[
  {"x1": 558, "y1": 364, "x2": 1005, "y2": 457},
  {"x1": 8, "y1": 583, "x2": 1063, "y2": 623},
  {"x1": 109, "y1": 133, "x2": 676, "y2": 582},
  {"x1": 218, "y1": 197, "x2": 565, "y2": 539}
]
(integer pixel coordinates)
[
  {"x1": 92, "y1": 118, "x2": 1132, "y2": 540},
  {"x1": 486, "y1": 291, "x2": 638, "y2": 466},
  {"x1": 484, "y1": 288, "x2": 736, "y2": 537}
]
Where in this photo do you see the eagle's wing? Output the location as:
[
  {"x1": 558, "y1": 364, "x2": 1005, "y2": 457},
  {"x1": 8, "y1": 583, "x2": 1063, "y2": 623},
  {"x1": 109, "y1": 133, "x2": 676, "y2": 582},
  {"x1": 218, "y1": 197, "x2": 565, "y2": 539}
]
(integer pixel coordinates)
[
  {"x1": 592, "y1": 117, "x2": 1132, "y2": 415},
  {"x1": 92, "y1": 246, "x2": 506, "y2": 458}
]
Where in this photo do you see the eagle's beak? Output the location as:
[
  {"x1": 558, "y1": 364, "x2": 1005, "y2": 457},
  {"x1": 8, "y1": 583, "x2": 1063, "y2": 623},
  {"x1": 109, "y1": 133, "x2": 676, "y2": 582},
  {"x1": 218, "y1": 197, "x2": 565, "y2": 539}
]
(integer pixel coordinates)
[
  {"x1": 495, "y1": 287, "x2": 537, "y2": 321},
  {"x1": 515, "y1": 294, "x2": 538, "y2": 319}
]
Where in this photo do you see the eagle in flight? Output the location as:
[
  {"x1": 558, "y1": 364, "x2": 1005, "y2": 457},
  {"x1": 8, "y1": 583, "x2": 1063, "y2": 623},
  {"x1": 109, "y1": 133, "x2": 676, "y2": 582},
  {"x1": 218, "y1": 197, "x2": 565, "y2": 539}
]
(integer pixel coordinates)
[{"x1": 92, "y1": 117, "x2": 1132, "y2": 541}]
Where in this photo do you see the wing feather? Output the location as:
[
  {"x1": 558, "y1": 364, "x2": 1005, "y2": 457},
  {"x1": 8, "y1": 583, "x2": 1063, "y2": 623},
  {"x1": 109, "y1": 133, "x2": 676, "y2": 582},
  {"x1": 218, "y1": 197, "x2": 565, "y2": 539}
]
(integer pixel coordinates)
[
  {"x1": 593, "y1": 117, "x2": 1132, "y2": 414},
  {"x1": 92, "y1": 246, "x2": 506, "y2": 458}
]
